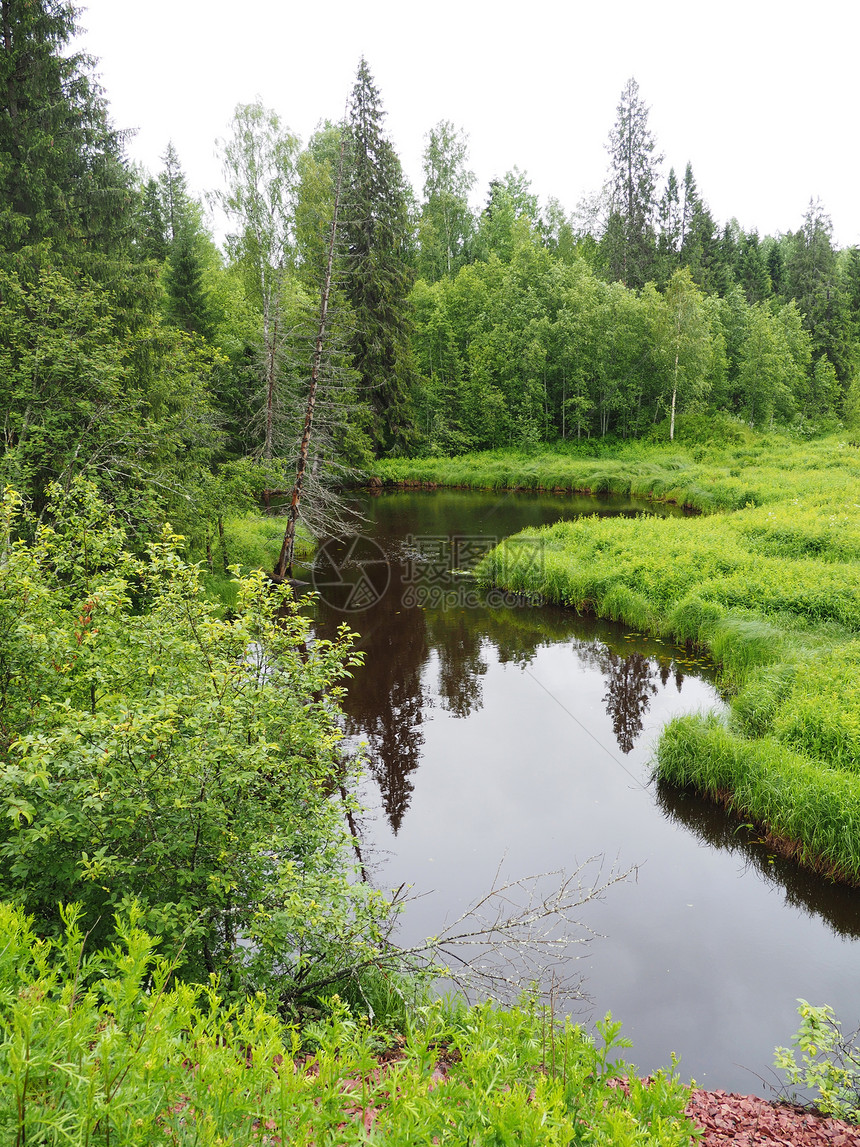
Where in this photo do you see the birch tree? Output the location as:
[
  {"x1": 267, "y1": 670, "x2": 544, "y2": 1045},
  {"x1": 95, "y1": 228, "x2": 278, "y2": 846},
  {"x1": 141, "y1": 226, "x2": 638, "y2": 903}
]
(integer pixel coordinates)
[
  {"x1": 214, "y1": 102, "x2": 301, "y2": 460},
  {"x1": 654, "y1": 268, "x2": 712, "y2": 440}
]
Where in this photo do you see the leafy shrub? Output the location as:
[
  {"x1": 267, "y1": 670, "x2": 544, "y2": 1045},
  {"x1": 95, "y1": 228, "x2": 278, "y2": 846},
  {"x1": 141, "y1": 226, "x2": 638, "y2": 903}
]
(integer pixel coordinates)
[
  {"x1": 775, "y1": 1000, "x2": 860, "y2": 1122},
  {"x1": 0, "y1": 481, "x2": 391, "y2": 1004}
]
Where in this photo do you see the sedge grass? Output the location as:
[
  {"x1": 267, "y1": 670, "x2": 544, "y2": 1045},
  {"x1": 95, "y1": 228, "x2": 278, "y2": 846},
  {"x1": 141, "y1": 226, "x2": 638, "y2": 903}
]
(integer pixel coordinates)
[{"x1": 456, "y1": 432, "x2": 860, "y2": 883}]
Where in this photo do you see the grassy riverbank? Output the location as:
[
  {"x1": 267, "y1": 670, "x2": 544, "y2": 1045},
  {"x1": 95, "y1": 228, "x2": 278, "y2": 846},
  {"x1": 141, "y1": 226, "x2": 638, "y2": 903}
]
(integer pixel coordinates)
[
  {"x1": 378, "y1": 433, "x2": 860, "y2": 884},
  {"x1": 198, "y1": 511, "x2": 314, "y2": 606}
]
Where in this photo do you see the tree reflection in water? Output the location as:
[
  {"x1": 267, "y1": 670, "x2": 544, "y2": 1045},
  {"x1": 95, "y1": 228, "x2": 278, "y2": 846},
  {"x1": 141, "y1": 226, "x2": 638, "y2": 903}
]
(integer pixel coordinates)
[
  {"x1": 300, "y1": 489, "x2": 709, "y2": 835},
  {"x1": 426, "y1": 608, "x2": 488, "y2": 719},
  {"x1": 600, "y1": 651, "x2": 659, "y2": 754}
]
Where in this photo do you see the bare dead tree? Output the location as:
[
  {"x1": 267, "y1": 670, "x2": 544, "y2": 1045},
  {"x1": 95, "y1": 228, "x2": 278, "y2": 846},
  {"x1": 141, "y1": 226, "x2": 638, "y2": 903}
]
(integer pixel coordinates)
[
  {"x1": 276, "y1": 856, "x2": 635, "y2": 1014},
  {"x1": 273, "y1": 129, "x2": 347, "y2": 582}
]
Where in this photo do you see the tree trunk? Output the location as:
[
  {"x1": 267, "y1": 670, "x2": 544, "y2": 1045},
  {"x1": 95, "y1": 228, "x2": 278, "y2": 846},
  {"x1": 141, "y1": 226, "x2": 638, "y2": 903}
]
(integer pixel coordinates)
[{"x1": 273, "y1": 131, "x2": 347, "y2": 582}]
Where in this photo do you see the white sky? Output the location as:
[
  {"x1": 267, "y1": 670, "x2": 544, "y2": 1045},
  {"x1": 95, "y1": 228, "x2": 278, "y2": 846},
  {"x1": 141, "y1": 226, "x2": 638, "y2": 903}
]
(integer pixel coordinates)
[{"x1": 76, "y1": 0, "x2": 860, "y2": 248}]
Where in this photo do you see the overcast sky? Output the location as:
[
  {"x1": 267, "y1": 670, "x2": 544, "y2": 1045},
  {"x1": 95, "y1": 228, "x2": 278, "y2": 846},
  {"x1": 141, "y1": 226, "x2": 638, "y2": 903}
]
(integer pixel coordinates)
[{"x1": 76, "y1": 0, "x2": 860, "y2": 248}]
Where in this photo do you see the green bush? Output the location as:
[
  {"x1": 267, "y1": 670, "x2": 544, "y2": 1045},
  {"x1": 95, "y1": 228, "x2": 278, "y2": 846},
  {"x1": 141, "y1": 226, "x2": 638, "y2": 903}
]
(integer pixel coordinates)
[
  {"x1": 0, "y1": 481, "x2": 389, "y2": 1003},
  {"x1": 775, "y1": 1000, "x2": 860, "y2": 1122}
]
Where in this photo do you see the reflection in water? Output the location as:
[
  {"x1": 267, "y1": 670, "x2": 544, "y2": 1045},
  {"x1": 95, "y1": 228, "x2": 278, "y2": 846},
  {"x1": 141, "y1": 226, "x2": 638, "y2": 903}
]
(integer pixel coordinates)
[
  {"x1": 659, "y1": 660, "x2": 685, "y2": 692},
  {"x1": 305, "y1": 491, "x2": 860, "y2": 938},
  {"x1": 298, "y1": 490, "x2": 860, "y2": 1090},
  {"x1": 656, "y1": 781, "x2": 860, "y2": 941},
  {"x1": 600, "y1": 651, "x2": 659, "y2": 754},
  {"x1": 426, "y1": 608, "x2": 488, "y2": 719},
  {"x1": 335, "y1": 565, "x2": 429, "y2": 835},
  {"x1": 306, "y1": 489, "x2": 708, "y2": 833}
]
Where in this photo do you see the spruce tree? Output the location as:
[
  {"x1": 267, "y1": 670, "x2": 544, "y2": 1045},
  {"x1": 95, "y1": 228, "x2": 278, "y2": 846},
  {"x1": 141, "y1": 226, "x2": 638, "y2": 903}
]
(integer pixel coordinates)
[
  {"x1": 785, "y1": 200, "x2": 852, "y2": 379},
  {"x1": 342, "y1": 57, "x2": 416, "y2": 454},
  {"x1": 602, "y1": 77, "x2": 662, "y2": 288},
  {"x1": 735, "y1": 231, "x2": 772, "y2": 303},
  {"x1": 138, "y1": 177, "x2": 169, "y2": 262},
  {"x1": 655, "y1": 166, "x2": 681, "y2": 284},
  {"x1": 0, "y1": 0, "x2": 134, "y2": 264},
  {"x1": 155, "y1": 144, "x2": 212, "y2": 338},
  {"x1": 677, "y1": 163, "x2": 718, "y2": 291},
  {"x1": 165, "y1": 218, "x2": 212, "y2": 338},
  {"x1": 159, "y1": 141, "x2": 188, "y2": 242}
]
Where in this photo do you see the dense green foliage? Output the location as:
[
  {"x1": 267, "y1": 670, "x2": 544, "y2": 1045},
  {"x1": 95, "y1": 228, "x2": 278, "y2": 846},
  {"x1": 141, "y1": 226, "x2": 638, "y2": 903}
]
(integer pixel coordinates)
[
  {"x1": 4, "y1": 0, "x2": 859, "y2": 523},
  {"x1": 2, "y1": 5, "x2": 858, "y2": 1134},
  {"x1": 0, "y1": 481, "x2": 393, "y2": 1001},
  {"x1": 0, "y1": 901, "x2": 696, "y2": 1145},
  {"x1": 2, "y1": 2, "x2": 859, "y2": 541},
  {"x1": 0, "y1": 0, "x2": 134, "y2": 269}
]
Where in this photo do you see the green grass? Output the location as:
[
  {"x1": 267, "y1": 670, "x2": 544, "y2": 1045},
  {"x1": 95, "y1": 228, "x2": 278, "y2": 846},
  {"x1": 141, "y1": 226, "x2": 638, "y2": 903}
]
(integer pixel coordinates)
[
  {"x1": 388, "y1": 432, "x2": 860, "y2": 883},
  {"x1": 197, "y1": 511, "x2": 315, "y2": 606},
  {"x1": 371, "y1": 433, "x2": 860, "y2": 514}
]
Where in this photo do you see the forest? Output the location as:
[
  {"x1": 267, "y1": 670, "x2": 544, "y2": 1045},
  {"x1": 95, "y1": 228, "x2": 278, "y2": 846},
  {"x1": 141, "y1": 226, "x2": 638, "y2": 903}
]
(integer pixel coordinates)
[
  {"x1": 1, "y1": 5, "x2": 859, "y2": 536},
  {"x1": 2, "y1": 2, "x2": 860, "y2": 1142}
]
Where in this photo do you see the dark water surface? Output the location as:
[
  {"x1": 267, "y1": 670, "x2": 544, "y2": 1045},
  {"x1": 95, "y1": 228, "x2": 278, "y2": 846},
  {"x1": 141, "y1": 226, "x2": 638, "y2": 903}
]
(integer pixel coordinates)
[{"x1": 297, "y1": 489, "x2": 860, "y2": 1091}]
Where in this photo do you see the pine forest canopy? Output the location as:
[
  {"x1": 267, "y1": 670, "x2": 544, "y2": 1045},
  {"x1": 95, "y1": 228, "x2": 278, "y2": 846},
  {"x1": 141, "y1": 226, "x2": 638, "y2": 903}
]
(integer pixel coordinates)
[{"x1": 0, "y1": 0, "x2": 859, "y2": 527}]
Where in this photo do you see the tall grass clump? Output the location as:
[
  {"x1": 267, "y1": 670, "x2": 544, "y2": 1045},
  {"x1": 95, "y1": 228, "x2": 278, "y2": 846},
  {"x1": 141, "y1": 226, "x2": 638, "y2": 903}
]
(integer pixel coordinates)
[
  {"x1": 656, "y1": 715, "x2": 860, "y2": 884},
  {"x1": 471, "y1": 432, "x2": 860, "y2": 882},
  {"x1": 665, "y1": 594, "x2": 725, "y2": 646},
  {"x1": 707, "y1": 617, "x2": 784, "y2": 687}
]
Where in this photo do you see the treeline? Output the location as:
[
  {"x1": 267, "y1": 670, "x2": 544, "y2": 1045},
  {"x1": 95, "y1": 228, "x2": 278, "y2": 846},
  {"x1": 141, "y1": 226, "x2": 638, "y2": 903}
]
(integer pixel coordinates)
[
  {"x1": 3, "y1": 4, "x2": 860, "y2": 538},
  {"x1": 410, "y1": 79, "x2": 860, "y2": 449}
]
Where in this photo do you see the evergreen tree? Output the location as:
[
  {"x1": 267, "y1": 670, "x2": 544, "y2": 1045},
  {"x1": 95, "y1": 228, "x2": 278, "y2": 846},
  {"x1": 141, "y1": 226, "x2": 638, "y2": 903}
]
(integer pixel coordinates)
[
  {"x1": 154, "y1": 144, "x2": 213, "y2": 338},
  {"x1": 601, "y1": 77, "x2": 662, "y2": 288},
  {"x1": 138, "y1": 177, "x2": 169, "y2": 262},
  {"x1": 0, "y1": 0, "x2": 134, "y2": 266},
  {"x1": 840, "y1": 247, "x2": 860, "y2": 325},
  {"x1": 785, "y1": 200, "x2": 852, "y2": 379},
  {"x1": 735, "y1": 230, "x2": 772, "y2": 303},
  {"x1": 679, "y1": 162, "x2": 699, "y2": 251},
  {"x1": 655, "y1": 166, "x2": 681, "y2": 283},
  {"x1": 165, "y1": 216, "x2": 212, "y2": 338},
  {"x1": 159, "y1": 140, "x2": 187, "y2": 242},
  {"x1": 678, "y1": 163, "x2": 718, "y2": 291},
  {"x1": 343, "y1": 57, "x2": 416, "y2": 454},
  {"x1": 765, "y1": 238, "x2": 786, "y2": 298},
  {"x1": 710, "y1": 221, "x2": 741, "y2": 296}
]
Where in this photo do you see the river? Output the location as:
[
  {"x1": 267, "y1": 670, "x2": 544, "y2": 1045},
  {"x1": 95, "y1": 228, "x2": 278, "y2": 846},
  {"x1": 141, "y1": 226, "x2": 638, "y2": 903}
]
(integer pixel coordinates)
[{"x1": 295, "y1": 488, "x2": 860, "y2": 1092}]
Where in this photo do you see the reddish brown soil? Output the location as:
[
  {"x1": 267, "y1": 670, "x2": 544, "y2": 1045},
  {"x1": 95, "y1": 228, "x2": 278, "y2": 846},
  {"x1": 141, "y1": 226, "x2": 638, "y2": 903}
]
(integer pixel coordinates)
[{"x1": 687, "y1": 1089, "x2": 860, "y2": 1145}]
